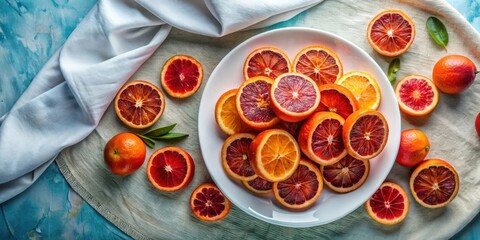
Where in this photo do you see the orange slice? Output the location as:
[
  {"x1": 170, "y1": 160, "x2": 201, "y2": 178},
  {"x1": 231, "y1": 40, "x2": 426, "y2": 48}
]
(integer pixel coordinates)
[
  {"x1": 321, "y1": 155, "x2": 370, "y2": 193},
  {"x1": 190, "y1": 183, "x2": 231, "y2": 222},
  {"x1": 215, "y1": 89, "x2": 252, "y2": 135},
  {"x1": 292, "y1": 46, "x2": 343, "y2": 86},
  {"x1": 242, "y1": 176, "x2": 273, "y2": 195},
  {"x1": 243, "y1": 47, "x2": 291, "y2": 80},
  {"x1": 161, "y1": 55, "x2": 203, "y2": 98},
  {"x1": 221, "y1": 133, "x2": 256, "y2": 181},
  {"x1": 366, "y1": 182, "x2": 409, "y2": 225},
  {"x1": 395, "y1": 75, "x2": 439, "y2": 117},
  {"x1": 317, "y1": 83, "x2": 359, "y2": 119},
  {"x1": 336, "y1": 71, "x2": 381, "y2": 110}
]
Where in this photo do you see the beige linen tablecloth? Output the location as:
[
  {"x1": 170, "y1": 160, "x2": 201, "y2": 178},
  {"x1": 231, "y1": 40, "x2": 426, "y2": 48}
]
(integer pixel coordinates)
[{"x1": 57, "y1": 0, "x2": 480, "y2": 239}]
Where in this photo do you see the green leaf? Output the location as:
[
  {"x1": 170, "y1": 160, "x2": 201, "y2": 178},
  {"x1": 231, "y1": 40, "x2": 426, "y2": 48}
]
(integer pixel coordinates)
[
  {"x1": 142, "y1": 123, "x2": 176, "y2": 138},
  {"x1": 136, "y1": 134, "x2": 156, "y2": 149},
  {"x1": 387, "y1": 58, "x2": 401, "y2": 85},
  {"x1": 151, "y1": 132, "x2": 189, "y2": 140},
  {"x1": 426, "y1": 16, "x2": 449, "y2": 48}
]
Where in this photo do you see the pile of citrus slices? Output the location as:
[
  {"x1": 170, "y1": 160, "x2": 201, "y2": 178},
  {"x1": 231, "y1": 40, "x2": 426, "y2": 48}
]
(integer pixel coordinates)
[{"x1": 215, "y1": 46, "x2": 389, "y2": 209}]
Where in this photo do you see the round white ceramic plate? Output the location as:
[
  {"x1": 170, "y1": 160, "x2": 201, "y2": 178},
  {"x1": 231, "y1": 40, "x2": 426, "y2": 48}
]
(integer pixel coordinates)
[{"x1": 198, "y1": 27, "x2": 401, "y2": 227}]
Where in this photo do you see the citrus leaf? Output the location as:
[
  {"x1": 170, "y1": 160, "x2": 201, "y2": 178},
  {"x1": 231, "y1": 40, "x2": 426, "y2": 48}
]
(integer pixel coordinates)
[
  {"x1": 387, "y1": 58, "x2": 401, "y2": 85},
  {"x1": 151, "y1": 132, "x2": 189, "y2": 140},
  {"x1": 426, "y1": 17, "x2": 448, "y2": 48},
  {"x1": 142, "y1": 123, "x2": 176, "y2": 137},
  {"x1": 136, "y1": 134, "x2": 155, "y2": 149}
]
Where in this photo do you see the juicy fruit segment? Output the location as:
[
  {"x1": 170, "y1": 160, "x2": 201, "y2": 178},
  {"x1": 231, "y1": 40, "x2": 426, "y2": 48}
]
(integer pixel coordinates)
[
  {"x1": 244, "y1": 47, "x2": 291, "y2": 80},
  {"x1": 190, "y1": 183, "x2": 231, "y2": 222},
  {"x1": 249, "y1": 129, "x2": 301, "y2": 182},
  {"x1": 242, "y1": 176, "x2": 273, "y2": 194},
  {"x1": 321, "y1": 155, "x2": 370, "y2": 193},
  {"x1": 104, "y1": 132, "x2": 146, "y2": 176},
  {"x1": 270, "y1": 73, "x2": 320, "y2": 122},
  {"x1": 147, "y1": 146, "x2": 195, "y2": 192},
  {"x1": 343, "y1": 109, "x2": 389, "y2": 160},
  {"x1": 366, "y1": 182, "x2": 409, "y2": 225},
  {"x1": 236, "y1": 76, "x2": 279, "y2": 130},
  {"x1": 432, "y1": 54, "x2": 478, "y2": 94},
  {"x1": 396, "y1": 129, "x2": 430, "y2": 167},
  {"x1": 215, "y1": 89, "x2": 251, "y2": 135},
  {"x1": 336, "y1": 71, "x2": 381, "y2": 110},
  {"x1": 115, "y1": 80, "x2": 165, "y2": 129},
  {"x1": 221, "y1": 133, "x2": 256, "y2": 181},
  {"x1": 293, "y1": 46, "x2": 343, "y2": 86},
  {"x1": 298, "y1": 112, "x2": 347, "y2": 165},
  {"x1": 317, "y1": 83, "x2": 359, "y2": 119},
  {"x1": 367, "y1": 10, "x2": 416, "y2": 57},
  {"x1": 476, "y1": 112, "x2": 480, "y2": 137},
  {"x1": 395, "y1": 75, "x2": 439, "y2": 117},
  {"x1": 273, "y1": 159, "x2": 323, "y2": 209},
  {"x1": 161, "y1": 55, "x2": 203, "y2": 98},
  {"x1": 410, "y1": 159, "x2": 459, "y2": 208}
]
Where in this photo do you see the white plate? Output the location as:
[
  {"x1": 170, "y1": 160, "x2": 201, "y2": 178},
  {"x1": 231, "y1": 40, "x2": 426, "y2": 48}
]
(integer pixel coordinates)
[{"x1": 198, "y1": 27, "x2": 401, "y2": 227}]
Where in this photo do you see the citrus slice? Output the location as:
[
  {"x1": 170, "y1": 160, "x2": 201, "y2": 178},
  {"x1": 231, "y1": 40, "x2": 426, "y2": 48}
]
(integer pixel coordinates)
[
  {"x1": 160, "y1": 55, "x2": 203, "y2": 98},
  {"x1": 367, "y1": 10, "x2": 416, "y2": 57},
  {"x1": 343, "y1": 109, "x2": 389, "y2": 161},
  {"x1": 321, "y1": 155, "x2": 370, "y2": 193},
  {"x1": 115, "y1": 80, "x2": 165, "y2": 129},
  {"x1": 221, "y1": 133, "x2": 256, "y2": 181},
  {"x1": 317, "y1": 83, "x2": 359, "y2": 119},
  {"x1": 292, "y1": 46, "x2": 343, "y2": 86},
  {"x1": 273, "y1": 158, "x2": 323, "y2": 209},
  {"x1": 270, "y1": 73, "x2": 320, "y2": 122},
  {"x1": 190, "y1": 183, "x2": 231, "y2": 222},
  {"x1": 336, "y1": 71, "x2": 381, "y2": 110},
  {"x1": 249, "y1": 129, "x2": 301, "y2": 182},
  {"x1": 147, "y1": 146, "x2": 195, "y2": 192},
  {"x1": 215, "y1": 89, "x2": 252, "y2": 135},
  {"x1": 395, "y1": 75, "x2": 439, "y2": 117},
  {"x1": 236, "y1": 76, "x2": 279, "y2": 130},
  {"x1": 243, "y1": 47, "x2": 291, "y2": 80},
  {"x1": 298, "y1": 112, "x2": 347, "y2": 165},
  {"x1": 365, "y1": 182, "x2": 409, "y2": 225},
  {"x1": 409, "y1": 159, "x2": 459, "y2": 208},
  {"x1": 242, "y1": 176, "x2": 273, "y2": 194}
]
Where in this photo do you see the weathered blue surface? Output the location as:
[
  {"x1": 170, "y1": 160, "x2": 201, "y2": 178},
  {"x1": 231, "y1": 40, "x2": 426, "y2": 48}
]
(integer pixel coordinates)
[{"x1": 0, "y1": 0, "x2": 478, "y2": 239}]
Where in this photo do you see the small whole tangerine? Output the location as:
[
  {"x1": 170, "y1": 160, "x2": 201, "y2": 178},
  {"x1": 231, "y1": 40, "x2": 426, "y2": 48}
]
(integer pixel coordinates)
[
  {"x1": 395, "y1": 129, "x2": 430, "y2": 167},
  {"x1": 432, "y1": 55, "x2": 478, "y2": 94},
  {"x1": 104, "y1": 132, "x2": 146, "y2": 176}
]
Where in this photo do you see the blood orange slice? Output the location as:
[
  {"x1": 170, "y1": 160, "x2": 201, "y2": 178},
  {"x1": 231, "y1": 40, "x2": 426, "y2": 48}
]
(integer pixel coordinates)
[
  {"x1": 367, "y1": 10, "x2": 416, "y2": 57},
  {"x1": 336, "y1": 71, "x2": 381, "y2": 110},
  {"x1": 317, "y1": 83, "x2": 359, "y2": 119},
  {"x1": 190, "y1": 183, "x2": 231, "y2": 222},
  {"x1": 242, "y1": 176, "x2": 273, "y2": 194},
  {"x1": 147, "y1": 146, "x2": 195, "y2": 192},
  {"x1": 321, "y1": 155, "x2": 369, "y2": 193},
  {"x1": 221, "y1": 133, "x2": 256, "y2": 181},
  {"x1": 343, "y1": 109, "x2": 389, "y2": 161},
  {"x1": 273, "y1": 158, "x2": 323, "y2": 209},
  {"x1": 215, "y1": 89, "x2": 252, "y2": 135},
  {"x1": 366, "y1": 182, "x2": 409, "y2": 225},
  {"x1": 160, "y1": 55, "x2": 203, "y2": 98},
  {"x1": 298, "y1": 112, "x2": 346, "y2": 165},
  {"x1": 270, "y1": 73, "x2": 320, "y2": 122},
  {"x1": 115, "y1": 80, "x2": 165, "y2": 129},
  {"x1": 409, "y1": 159, "x2": 459, "y2": 208},
  {"x1": 275, "y1": 120, "x2": 302, "y2": 139},
  {"x1": 293, "y1": 46, "x2": 343, "y2": 86},
  {"x1": 243, "y1": 47, "x2": 291, "y2": 80},
  {"x1": 395, "y1": 75, "x2": 439, "y2": 117},
  {"x1": 236, "y1": 76, "x2": 279, "y2": 130}
]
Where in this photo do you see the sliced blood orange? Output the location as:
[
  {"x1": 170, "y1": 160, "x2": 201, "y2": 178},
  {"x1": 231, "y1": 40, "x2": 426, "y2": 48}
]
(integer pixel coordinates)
[
  {"x1": 242, "y1": 176, "x2": 273, "y2": 194},
  {"x1": 160, "y1": 55, "x2": 203, "y2": 98},
  {"x1": 270, "y1": 73, "x2": 320, "y2": 122},
  {"x1": 243, "y1": 47, "x2": 291, "y2": 80},
  {"x1": 298, "y1": 111, "x2": 346, "y2": 166},
  {"x1": 273, "y1": 158, "x2": 323, "y2": 209},
  {"x1": 147, "y1": 146, "x2": 195, "y2": 192},
  {"x1": 321, "y1": 155, "x2": 370, "y2": 193},
  {"x1": 343, "y1": 109, "x2": 389, "y2": 161},
  {"x1": 409, "y1": 159, "x2": 459, "y2": 208},
  {"x1": 293, "y1": 46, "x2": 343, "y2": 86},
  {"x1": 190, "y1": 183, "x2": 231, "y2": 222},
  {"x1": 249, "y1": 129, "x2": 301, "y2": 182},
  {"x1": 274, "y1": 120, "x2": 302, "y2": 139},
  {"x1": 236, "y1": 76, "x2": 279, "y2": 130},
  {"x1": 365, "y1": 182, "x2": 409, "y2": 225},
  {"x1": 317, "y1": 83, "x2": 359, "y2": 119},
  {"x1": 395, "y1": 75, "x2": 439, "y2": 117},
  {"x1": 115, "y1": 80, "x2": 165, "y2": 129},
  {"x1": 215, "y1": 89, "x2": 252, "y2": 135},
  {"x1": 336, "y1": 71, "x2": 381, "y2": 110},
  {"x1": 221, "y1": 133, "x2": 256, "y2": 181},
  {"x1": 367, "y1": 10, "x2": 416, "y2": 57}
]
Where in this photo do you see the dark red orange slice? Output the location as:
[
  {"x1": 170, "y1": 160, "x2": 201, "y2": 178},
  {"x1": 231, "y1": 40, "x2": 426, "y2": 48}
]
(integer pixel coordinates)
[{"x1": 321, "y1": 155, "x2": 369, "y2": 193}]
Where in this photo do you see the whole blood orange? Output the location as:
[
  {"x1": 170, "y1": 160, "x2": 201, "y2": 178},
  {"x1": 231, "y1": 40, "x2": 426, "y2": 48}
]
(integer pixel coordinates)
[
  {"x1": 104, "y1": 132, "x2": 146, "y2": 176},
  {"x1": 432, "y1": 55, "x2": 478, "y2": 94},
  {"x1": 215, "y1": 89, "x2": 251, "y2": 135},
  {"x1": 292, "y1": 46, "x2": 343, "y2": 86},
  {"x1": 221, "y1": 133, "x2": 256, "y2": 181},
  {"x1": 161, "y1": 55, "x2": 203, "y2": 98},
  {"x1": 316, "y1": 83, "x2": 359, "y2": 119},
  {"x1": 396, "y1": 129, "x2": 430, "y2": 167},
  {"x1": 365, "y1": 182, "x2": 409, "y2": 225},
  {"x1": 367, "y1": 10, "x2": 416, "y2": 57},
  {"x1": 321, "y1": 155, "x2": 370, "y2": 193},
  {"x1": 243, "y1": 47, "x2": 291, "y2": 80},
  {"x1": 395, "y1": 75, "x2": 439, "y2": 117},
  {"x1": 242, "y1": 176, "x2": 273, "y2": 195},
  {"x1": 336, "y1": 71, "x2": 381, "y2": 110},
  {"x1": 190, "y1": 183, "x2": 231, "y2": 222}
]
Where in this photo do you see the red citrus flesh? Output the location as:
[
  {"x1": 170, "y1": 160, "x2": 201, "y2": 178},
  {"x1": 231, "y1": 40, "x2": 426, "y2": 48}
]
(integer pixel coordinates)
[
  {"x1": 316, "y1": 84, "x2": 359, "y2": 119},
  {"x1": 275, "y1": 120, "x2": 302, "y2": 139},
  {"x1": 221, "y1": 133, "x2": 256, "y2": 181},
  {"x1": 366, "y1": 182, "x2": 409, "y2": 225},
  {"x1": 476, "y1": 112, "x2": 480, "y2": 137},
  {"x1": 244, "y1": 47, "x2": 291, "y2": 80},
  {"x1": 243, "y1": 176, "x2": 273, "y2": 194},
  {"x1": 190, "y1": 183, "x2": 231, "y2": 222},
  {"x1": 395, "y1": 75, "x2": 439, "y2": 116},
  {"x1": 293, "y1": 46, "x2": 343, "y2": 85},
  {"x1": 161, "y1": 55, "x2": 203, "y2": 98},
  {"x1": 321, "y1": 155, "x2": 369, "y2": 193}
]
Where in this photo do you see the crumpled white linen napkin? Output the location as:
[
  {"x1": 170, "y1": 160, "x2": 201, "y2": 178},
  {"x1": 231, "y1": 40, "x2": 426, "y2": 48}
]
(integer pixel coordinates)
[{"x1": 0, "y1": 0, "x2": 322, "y2": 203}]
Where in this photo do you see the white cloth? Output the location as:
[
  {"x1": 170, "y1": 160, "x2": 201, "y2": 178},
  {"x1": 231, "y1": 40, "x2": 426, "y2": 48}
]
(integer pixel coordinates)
[{"x1": 0, "y1": 0, "x2": 322, "y2": 203}]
